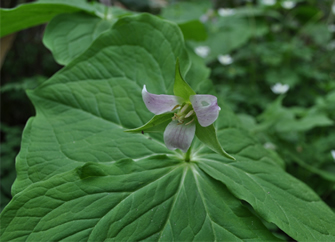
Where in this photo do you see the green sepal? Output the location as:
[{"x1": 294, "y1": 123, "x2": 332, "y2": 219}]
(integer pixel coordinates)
[
  {"x1": 173, "y1": 59, "x2": 196, "y2": 101},
  {"x1": 125, "y1": 113, "x2": 173, "y2": 133},
  {"x1": 195, "y1": 122, "x2": 236, "y2": 160}
]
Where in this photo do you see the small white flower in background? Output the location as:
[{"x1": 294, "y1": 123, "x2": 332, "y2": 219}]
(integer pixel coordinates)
[
  {"x1": 218, "y1": 55, "x2": 233, "y2": 65},
  {"x1": 271, "y1": 83, "x2": 289, "y2": 94},
  {"x1": 328, "y1": 24, "x2": 335, "y2": 33},
  {"x1": 261, "y1": 0, "x2": 276, "y2": 6},
  {"x1": 331, "y1": 150, "x2": 335, "y2": 161},
  {"x1": 332, "y1": 4, "x2": 335, "y2": 14},
  {"x1": 218, "y1": 8, "x2": 235, "y2": 17},
  {"x1": 264, "y1": 142, "x2": 276, "y2": 150},
  {"x1": 195, "y1": 46, "x2": 210, "y2": 58},
  {"x1": 281, "y1": 1, "x2": 296, "y2": 9}
]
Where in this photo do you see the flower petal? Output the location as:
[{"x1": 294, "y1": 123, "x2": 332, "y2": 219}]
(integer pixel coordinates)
[
  {"x1": 271, "y1": 83, "x2": 289, "y2": 94},
  {"x1": 142, "y1": 85, "x2": 184, "y2": 115},
  {"x1": 190, "y1": 95, "x2": 221, "y2": 127},
  {"x1": 164, "y1": 121, "x2": 196, "y2": 153}
]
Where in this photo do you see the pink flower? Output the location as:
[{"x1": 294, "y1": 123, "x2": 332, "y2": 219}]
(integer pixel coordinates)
[{"x1": 142, "y1": 85, "x2": 221, "y2": 152}]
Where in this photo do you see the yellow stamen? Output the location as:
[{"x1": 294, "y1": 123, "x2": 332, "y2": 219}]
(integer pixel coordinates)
[
  {"x1": 171, "y1": 104, "x2": 180, "y2": 111},
  {"x1": 185, "y1": 118, "x2": 194, "y2": 126},
  {"x1": 178, "y1": 115, "x2": 185, "y2": 122},
  {"x1": 185, "y1": 110, "x2": 194, "y2": 118}
]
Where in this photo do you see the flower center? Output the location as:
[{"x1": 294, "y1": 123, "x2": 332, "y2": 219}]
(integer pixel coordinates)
[{"x1": 171, "y1": 103, "x2": 195, "y2": 125}]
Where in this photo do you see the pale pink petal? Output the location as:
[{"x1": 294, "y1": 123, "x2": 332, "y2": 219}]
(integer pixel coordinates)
[
  {"x1": 164, "y1": 121, "x2": 196, "y2": 153},
  {"x1": 190, "y1": 95, "x2": 221, "y2": 127},
  {"x1": 142, "y1": 85, "x2": 184, "y2": 115}
]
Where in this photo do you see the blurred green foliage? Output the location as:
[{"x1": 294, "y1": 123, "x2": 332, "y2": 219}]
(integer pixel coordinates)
[{"x1": 0, "y1": 124, "x2": 21, "y2": 211}]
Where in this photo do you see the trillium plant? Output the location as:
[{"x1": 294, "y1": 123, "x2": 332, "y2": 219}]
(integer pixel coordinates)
[
  {"x1": 127, "y1": 60, "x2": 235, "y2": 160},
  {"x1": 2, "y1": 3, "x2": 335, "y2": 241}
]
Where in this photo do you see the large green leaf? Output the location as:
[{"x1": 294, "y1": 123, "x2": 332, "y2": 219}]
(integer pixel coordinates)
[
  {"x1": 43, "y1": 9, "x2": 131, "y2": 65},
  {"x1": 43, "y1": 12, "x2": 114, "y2": 65},
  {"x1": 197, "y1": 158, "x2": 335, "y2": 241},
  {"x1": 0, "y1": 157, "x2": 277, "y2": 241},
  {"x1": 0, "y1": 0, "x2": 102, "y2": 37},
  {"x1": 1, "y1": 13, "x2": 335, "y2": 241},
  {"x1": 10, "y1": 13, "x2": 189, "y2": 196}
]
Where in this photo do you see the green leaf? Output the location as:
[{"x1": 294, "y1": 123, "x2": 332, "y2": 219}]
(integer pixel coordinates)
[
  {"x1": 43, "y1": 12, "x2": 114, "y2": 65},
  {"x1": 125, "y1": 113, "x2": 172, "y2": 133},
  {"x1": 160, "y1": 1, "x2": 212, "y2": 24},
  {"x1": 195, "y1": 123, "x2": 235, "y2": 160},
  {"x1": 0, "y1": 0, "x2": 99, "y2": 37},
  {"x1": 178, "y1": 20, "x2": 207, "y2": 41},
  {"x1": 10, "y1": 13, "x2": 189, "y2": 196},
  {"x1": 284, "y1": 113, "x2": 333, "y2": 132},
  {"x1": 173, "y1": 59, "x2": 196, "y2": 101},
  {"x1": 0, "y1": 158, "x2": 278, "y2": 241},
  {"x1": 197, "y1": 158, "x2": 335, "y2": 241},
  {"x1": 160, "y1": 1, "x2": 209, "y2": 42}
]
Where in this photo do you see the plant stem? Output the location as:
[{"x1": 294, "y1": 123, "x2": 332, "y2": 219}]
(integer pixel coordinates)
[{"x1": 184, "y1": 148, "x2": 192, "y2": 162}]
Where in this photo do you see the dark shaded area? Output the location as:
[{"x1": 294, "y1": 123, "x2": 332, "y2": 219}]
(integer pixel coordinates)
[{"x1": 1, "y1": 24, "x2": 62, "y2": 211}]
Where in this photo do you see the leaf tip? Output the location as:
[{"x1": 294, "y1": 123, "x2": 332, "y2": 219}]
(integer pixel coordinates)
[
  {"x1": 228, "y1": 154, "x2": 236, "y2": 161},
  {"x1": 77, "y1": 163, "x2": 107, "y2": 179}
]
